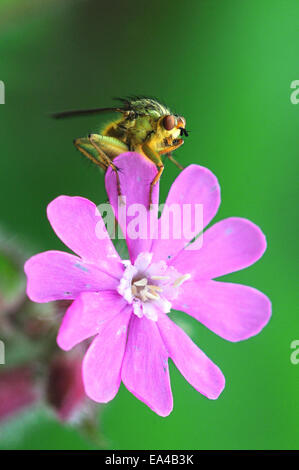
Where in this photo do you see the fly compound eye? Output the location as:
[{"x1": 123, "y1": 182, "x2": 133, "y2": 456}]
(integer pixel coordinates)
[{"x1": 162, "y1": 114, "x2": 175, "y2": 131}]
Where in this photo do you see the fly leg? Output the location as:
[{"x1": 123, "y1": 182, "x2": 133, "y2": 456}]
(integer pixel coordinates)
[
  {"x1": 166, "y1": 153, "x2": 184, "y2": 170},
  {"x1": 141, "y1": 142, "x2": 164, "y2": 209},
  {"x1": 160, "y1": 139, "x2": 185, "y2": 171}
]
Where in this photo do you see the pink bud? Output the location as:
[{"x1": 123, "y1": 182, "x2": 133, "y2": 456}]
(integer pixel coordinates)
[
  {"x1": 0, "y1": 366, "x2": 37, "y2": 422},
  {"x1": 47, "y1": 355, "x2": 86, "y2": 421}
]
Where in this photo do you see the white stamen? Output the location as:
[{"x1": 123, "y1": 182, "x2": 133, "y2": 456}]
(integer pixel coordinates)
[
  {"x1": 131, "y1": 285, "x2": 138, "y2": 296},
  {"x1": 139, "y1": 289, "x2": 148, "y2": 302},
  {"x1": 145, "y1": 291, "x2": 160, "y2": 300},
  {"x1": 151, "y1": 275, "x2": 170, "y2": 281},
  {"x1": 148, "y1": 284, "x2": 163, "y2": 292},
  {"x1": 172, "y1": 273, "x2": 191, "y2": 287},
  {"x1": 133, "y1": 278, "x2": 148, "y2": 287}
]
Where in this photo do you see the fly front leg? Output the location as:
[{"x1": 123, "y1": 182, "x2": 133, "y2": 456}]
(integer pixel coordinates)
[
  {"x1": 165, "y1": 153, "x2": 184, "y2": 170},
  {"x1": 141, "y1": 142, "x2": 164, "y2": 209},
  {"x1": 160, "y1": 139, "x2": 185, "y2": 171}
]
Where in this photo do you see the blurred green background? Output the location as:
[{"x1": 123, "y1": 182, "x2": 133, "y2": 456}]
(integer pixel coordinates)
[{"x1": 0, "y1": 0, "x2": 298, "y2": 450}]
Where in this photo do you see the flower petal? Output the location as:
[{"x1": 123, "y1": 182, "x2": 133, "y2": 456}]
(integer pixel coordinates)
[
  {"x1": 24, "y1": 251, "x2": 118, "y2": 302},
  {"x1": 121, "y1": 315, "x2": 173, "y2": 416},
  {"x1": 171, "y1": 217, "x2": 267, "y2": 279},
  {"x1": 158, "y1": 314, "x2": 225, "y2": 399},
  {"x1": 47, "y1": 195, "x2": 122, "y2": 277},
  {"x1": 105, "y1": 153, "x2": 159, "y2": 262},
  {"x1": 57, "y1": 291, "x2": 127, "y2": 351},
  {"x1": 172, "y1": 280, "x2": 272, "y2": 342},
  {"x1": 82, "y1": 307, "x2": 131, "y2": 403},
  {"x1": 142, "y1": 301, "x2": 159, "y2": 321},
  {"x1": 152, "y1": 165, "x2": 220, "y2": 262}
]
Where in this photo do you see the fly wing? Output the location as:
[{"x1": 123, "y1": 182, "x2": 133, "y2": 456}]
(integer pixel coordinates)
[{"x1": 51, "y1": 107, "x2": 124, "y2": 119}]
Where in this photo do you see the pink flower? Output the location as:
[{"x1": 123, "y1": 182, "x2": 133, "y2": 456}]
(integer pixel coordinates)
[
  {"x1": 47, "y1": 355, "x2": 86, "y2": 421},
  {"x1": 0, "y1": 359, "x2": 87, "y2": 423},
  {"x1": 24, "y1": 153, "x2": 271, "y2": 416},
  {"x1": 0, "y1": 366, "x2": 37, "y2": 422}
]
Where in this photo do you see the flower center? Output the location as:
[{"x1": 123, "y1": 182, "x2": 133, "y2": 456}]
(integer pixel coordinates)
[
  {"x1": 131, "y1": 276, "x2": 164, "y2": 302},
  {"x1": 117, "y1": 252, "x2": 191, "y2": 321}
]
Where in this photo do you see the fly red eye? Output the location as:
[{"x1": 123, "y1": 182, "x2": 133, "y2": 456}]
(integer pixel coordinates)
[{"x1": 162, "y1": 114, "x2": 175, "y2": 131}]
